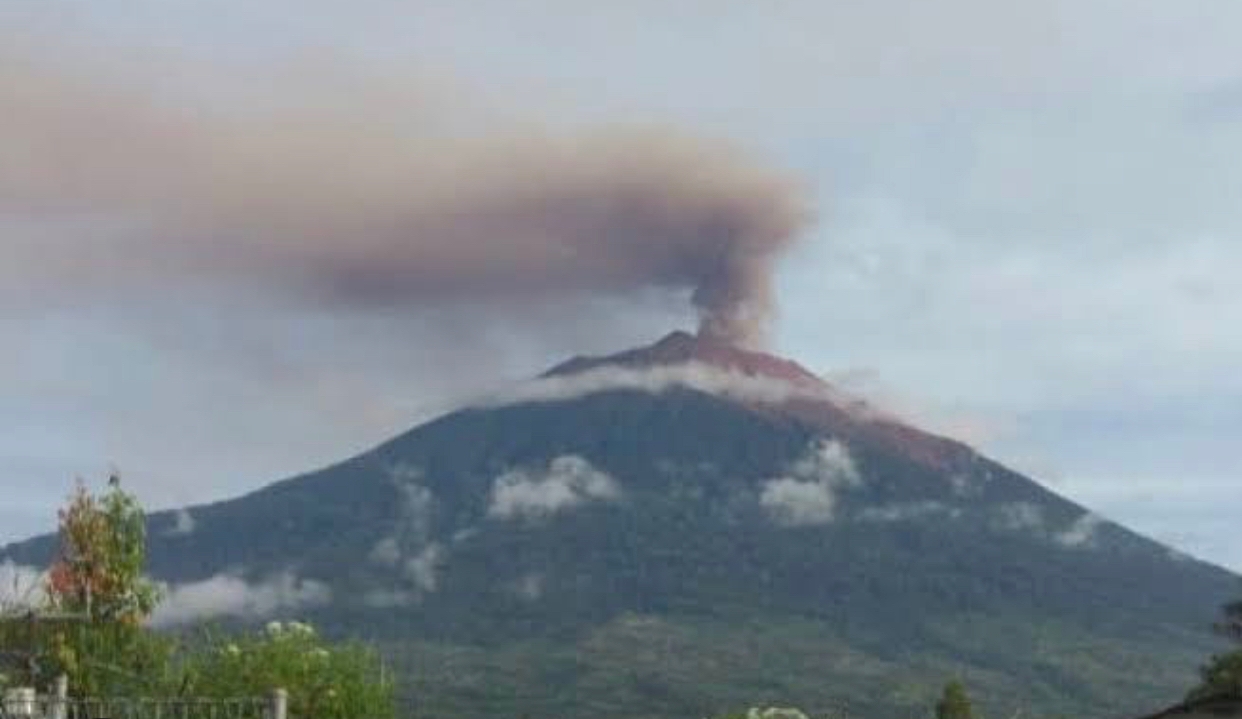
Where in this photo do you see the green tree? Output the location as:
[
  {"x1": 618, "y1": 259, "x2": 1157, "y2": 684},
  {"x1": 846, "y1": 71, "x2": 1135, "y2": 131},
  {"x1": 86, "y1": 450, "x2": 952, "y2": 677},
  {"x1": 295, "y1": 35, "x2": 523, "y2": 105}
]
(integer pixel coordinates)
[
  {"x1": 1190, "y1": 587, "x2": 1242, "y2": 699},
  {"x1": 46, "y1": 475, "x2": 161, "y2": 623},
  {"x1": 935, "y1": 680, "x2": 975, "y2": 719},
  {"x1": 42, "y1": 475, "x2": 172, "y2": 696},
  {"x1": 1217, "y1": 596, "x2": 1242, "y2": 645},
  {"x1": 0, "y1": 476, "x2": 172, "y2": 695}
]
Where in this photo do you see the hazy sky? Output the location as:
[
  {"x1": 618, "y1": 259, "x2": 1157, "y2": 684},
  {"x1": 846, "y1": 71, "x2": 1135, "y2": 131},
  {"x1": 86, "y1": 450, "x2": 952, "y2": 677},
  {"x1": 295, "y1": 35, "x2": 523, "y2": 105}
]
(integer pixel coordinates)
[{"x1": 2, "y1": 1, "x2": 1239, "y2": 571}]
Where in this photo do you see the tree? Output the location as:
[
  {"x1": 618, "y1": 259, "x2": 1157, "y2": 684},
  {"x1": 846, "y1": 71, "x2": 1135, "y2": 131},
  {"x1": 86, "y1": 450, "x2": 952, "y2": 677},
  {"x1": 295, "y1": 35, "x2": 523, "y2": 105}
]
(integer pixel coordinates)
[
  {"x1": 0, "y1": 476, "x2": 172, "y2": 694},
  {"x1": 935, "y1": 680, "x2": 975, "y2": 719},
  {"x1": 1192, "y1": 652, "x2": 1242, "y2": 700},
  {"x1": 1216, "y1": 596, "x2": 1242, "y2": 645},
  {"x1": 46, "y1": 475, "x2": 161, "y2": 623},
  {"x1": 1190, "y1": 587, "x2": 1242, "y2": 699},
  {"x1": 39, "y1": 475, "x2": 172, "y2": 696}
]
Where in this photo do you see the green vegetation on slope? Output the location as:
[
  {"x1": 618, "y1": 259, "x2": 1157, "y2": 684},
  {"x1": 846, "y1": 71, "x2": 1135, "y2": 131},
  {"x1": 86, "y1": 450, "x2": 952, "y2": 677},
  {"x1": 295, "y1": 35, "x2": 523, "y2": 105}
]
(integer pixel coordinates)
[{"x1": 384, "y1": 611, "x2": 1215, "y2": 719}]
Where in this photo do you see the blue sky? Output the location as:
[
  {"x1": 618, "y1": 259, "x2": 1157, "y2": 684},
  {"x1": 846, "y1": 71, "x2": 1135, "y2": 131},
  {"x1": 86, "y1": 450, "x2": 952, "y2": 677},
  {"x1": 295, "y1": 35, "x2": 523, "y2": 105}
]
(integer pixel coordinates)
[{"x1": 1, "y1": 1, "x2": 1239, "y2": 571}]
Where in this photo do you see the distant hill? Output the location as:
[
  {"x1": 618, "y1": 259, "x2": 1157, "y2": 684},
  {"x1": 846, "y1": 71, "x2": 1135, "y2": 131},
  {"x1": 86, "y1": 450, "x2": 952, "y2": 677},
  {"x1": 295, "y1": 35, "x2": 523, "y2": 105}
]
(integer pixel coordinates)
[{"x1": 4, "y1": 331, "x2": 1235, "y2": 719}]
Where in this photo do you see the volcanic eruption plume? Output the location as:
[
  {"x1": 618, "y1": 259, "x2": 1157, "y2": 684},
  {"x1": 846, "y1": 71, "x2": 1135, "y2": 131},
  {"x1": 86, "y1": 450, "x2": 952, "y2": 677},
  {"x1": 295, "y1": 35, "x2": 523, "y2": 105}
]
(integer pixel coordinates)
[{"x1": 0, "y1": 49, "x2": 809, "y2": 345}]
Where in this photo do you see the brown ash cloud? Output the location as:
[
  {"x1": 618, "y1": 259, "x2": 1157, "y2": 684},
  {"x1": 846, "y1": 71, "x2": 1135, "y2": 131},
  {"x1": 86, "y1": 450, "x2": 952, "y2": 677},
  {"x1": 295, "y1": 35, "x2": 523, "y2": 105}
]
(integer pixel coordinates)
[{"x1": 0, "y1": 49, "x2": 810, "y2": 346}]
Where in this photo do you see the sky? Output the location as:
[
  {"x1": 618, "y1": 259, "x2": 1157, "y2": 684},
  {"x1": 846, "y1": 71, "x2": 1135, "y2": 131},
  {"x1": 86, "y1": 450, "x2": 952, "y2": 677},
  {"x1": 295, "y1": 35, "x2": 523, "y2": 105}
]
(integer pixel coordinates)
[{"x1": 1, "y1": 1, "x2": 1239, "y2": 571}]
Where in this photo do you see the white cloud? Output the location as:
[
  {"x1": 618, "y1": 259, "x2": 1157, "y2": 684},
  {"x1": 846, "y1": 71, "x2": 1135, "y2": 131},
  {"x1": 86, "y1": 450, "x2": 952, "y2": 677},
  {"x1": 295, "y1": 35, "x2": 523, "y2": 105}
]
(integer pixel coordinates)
[
  {"x1": 992, "y1": 503, "x2": 1109, "y2": 551},
  {"x1": 149, "y1": 572, "x2": 331, "y2": 627},
  {"x1": 369, "y1": 537, "x2": 401, "y2": 566},
  {"x1": 1055, "y1": 512, "x2": 1104, "y2": 549},
  {"x1": 387, "y1": 463, "x2": 425, "y2": 484},
  {"x1": 857, "y1": 501, "x2": 960, "y2": 523},
  {"x1": 994, "y1": 502, "x2": 1046, "y2": 533},
  {"x1": 760, "y1": 478, "x2": 837, "y2": 527},
  {"x1": 405, "y1": 543, "x2": 443, "y2": 593},
  {"x1": 488, "y1": 455, "x2": 620, "y2": 521},
  {"x1": 789, "y1": 440, "x2": 861, "y2": 484},
  {"x1": 393, "y1": 482, "x2": 435, "y2": 539},
  {"x1": 947, "y1": 473, "x2": 977, "y2": 497},
  {"x1": 369, "y1": 467, "x2": 435, "y2": 566},
  {"x1": 363, "y1": 469, "x2": 447, "y2": 600},
  {"x1": 479, "y1": 362, "x2": 876, "y2": 417},
  {"x1": 362, "y1": 588, "x2": 416, "y2": 609},
  {"x1": 511, "y1": 573, "x2": 544, "y2": 601},
  {"x1": 759, "y1": 440, "x2": 862, "y2": 527},
  {"x1": 363, "y1": 542, "x2": 446, "y2": 607},
  {"x1": 1167, "y1": 547, "x2": 1193, "y2": 563},
  {"x1": 166, "y1": 507, "x2": 196, "y2": 537},
  {"x1": 0, "y1": 561, "x2": 46, "y2": 611}
]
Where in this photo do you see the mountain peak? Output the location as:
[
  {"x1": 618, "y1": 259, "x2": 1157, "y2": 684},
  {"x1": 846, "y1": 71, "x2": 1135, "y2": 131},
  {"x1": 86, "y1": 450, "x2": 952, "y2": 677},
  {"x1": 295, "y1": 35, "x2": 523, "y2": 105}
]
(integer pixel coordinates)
[
  {"x1": 534, "y1": 331, "x2": 973, "y2": 473},
  {"x1": 542, "y1": 330, "x2": 824, "y2": 388}
]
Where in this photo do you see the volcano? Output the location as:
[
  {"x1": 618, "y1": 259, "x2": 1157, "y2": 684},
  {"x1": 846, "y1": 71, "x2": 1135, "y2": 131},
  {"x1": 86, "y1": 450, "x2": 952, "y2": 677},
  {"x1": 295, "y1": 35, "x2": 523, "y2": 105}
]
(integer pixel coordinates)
[{"x1": 3, "y1": 332, "x2": 1235, "y2": 719}]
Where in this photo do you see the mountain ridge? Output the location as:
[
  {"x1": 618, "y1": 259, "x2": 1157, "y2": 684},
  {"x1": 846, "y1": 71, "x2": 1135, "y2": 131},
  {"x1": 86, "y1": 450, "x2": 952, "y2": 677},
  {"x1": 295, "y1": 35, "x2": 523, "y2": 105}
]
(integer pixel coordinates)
[
  {"x1": 2, "y1": 332, "x2": 1235, "y2": 719},
  {"x1": 544, "y1": 330, "x2": 825, "y2": 387}
]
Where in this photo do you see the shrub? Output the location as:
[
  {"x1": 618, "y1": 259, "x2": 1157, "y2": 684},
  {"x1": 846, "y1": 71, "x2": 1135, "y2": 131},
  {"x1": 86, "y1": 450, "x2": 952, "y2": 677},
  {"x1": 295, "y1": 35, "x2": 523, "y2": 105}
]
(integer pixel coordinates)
[{"x1": 179, "y1": 621, "x2": 396, "y2": 719}]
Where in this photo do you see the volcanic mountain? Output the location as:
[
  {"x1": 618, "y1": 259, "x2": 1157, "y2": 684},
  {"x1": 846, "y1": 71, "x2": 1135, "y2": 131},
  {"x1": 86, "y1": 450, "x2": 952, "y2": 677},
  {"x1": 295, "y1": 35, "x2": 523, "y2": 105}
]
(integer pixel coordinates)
[{"x1": 3, "y1": 332, "x2": 1236, "y2": 719}]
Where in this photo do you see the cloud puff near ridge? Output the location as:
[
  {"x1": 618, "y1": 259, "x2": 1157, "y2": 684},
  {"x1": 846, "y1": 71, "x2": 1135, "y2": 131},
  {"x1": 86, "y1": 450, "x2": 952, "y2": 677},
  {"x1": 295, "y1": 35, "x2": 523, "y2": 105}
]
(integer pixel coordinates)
[
  {"x1": 488, "y1": 455, "x2": 620, "y2": 521},
  {"x1": 760, "y1": 440, "x2": 862, "y2": 527}
]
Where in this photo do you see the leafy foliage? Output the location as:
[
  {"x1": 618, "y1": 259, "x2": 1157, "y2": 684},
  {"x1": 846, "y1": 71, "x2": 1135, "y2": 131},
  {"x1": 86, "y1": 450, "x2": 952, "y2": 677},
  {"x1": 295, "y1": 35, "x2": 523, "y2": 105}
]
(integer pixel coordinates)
[
  {"x1": 1191, "y1": 652, "x2": 1242, "y2": 700},
  {"x1": 2, "y1": 477, "x2": 396, "y2": 719},
  {"x1": 47, "y1": 619, "x2": 176, "y2": 697},
  {"x1": 178, "y1": 621, "x2": 395, "y2": 719},
  {"x1": 46, "y1": 475, "x2": 161, "y2": 623},
  {"x1": 1191, "y1": 587, "x2": 1242, "y2": 699},
  {"x1": 935, "y1": 681, "x2": 975, "y2": 719},
  {"x1": 0, "y1": 476, "x2": 172, "y2": 696},
  {"x1": 1216, "y1": 593, "x2": 1242, "y2": 645}
]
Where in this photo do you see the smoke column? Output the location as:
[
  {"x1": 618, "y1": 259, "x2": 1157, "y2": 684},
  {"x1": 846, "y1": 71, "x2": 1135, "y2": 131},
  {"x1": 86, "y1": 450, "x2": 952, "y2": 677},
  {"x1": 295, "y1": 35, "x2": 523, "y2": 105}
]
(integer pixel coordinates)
[{"x1": 0, "y1": 51, "x2": 810, "y2": 346}]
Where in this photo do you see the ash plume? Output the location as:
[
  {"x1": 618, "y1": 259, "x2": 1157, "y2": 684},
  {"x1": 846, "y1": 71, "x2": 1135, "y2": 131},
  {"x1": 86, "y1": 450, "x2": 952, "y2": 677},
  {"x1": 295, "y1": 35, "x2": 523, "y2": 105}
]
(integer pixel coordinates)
[{"x1": 0, "y1": 49, "x2": 809, "y2": 346}]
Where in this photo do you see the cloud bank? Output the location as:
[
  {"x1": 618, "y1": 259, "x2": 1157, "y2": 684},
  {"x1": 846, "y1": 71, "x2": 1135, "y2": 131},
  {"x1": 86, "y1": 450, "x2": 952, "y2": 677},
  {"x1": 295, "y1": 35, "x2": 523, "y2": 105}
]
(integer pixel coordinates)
[
  {"x1": 0, "y1": 561, "x2": 46, "y2": 610},
  {"x1": 149, "y1": 572, "x2": 331, "y2": 627},
  {"x1": 480, "y1": 361, "x2": 871, "y2": 414}
]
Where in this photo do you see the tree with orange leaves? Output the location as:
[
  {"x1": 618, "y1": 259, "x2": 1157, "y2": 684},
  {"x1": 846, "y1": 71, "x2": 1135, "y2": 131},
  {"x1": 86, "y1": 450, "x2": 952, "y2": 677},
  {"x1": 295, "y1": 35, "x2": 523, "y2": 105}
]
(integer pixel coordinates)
[
  {"x1": 46, "y1": 474, "x2": 160, "y2": 624},
  {"x1": 38, "y1": 475, "x2": 170, "y2": 696}
]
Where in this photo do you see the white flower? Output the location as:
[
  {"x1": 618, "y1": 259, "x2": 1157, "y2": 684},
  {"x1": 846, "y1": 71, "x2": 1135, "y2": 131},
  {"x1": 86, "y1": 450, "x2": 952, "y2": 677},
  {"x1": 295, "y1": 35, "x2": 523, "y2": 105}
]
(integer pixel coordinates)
[
  {"x1": 222, "y1": 643, "x2": 241, "y2": 657},
  {"x1": 308, "y1": 648, "x2": 330, "y2": 661},
  {"x1": 264, "y1": 621, "x2": 284, "y2": 637},
  {"x1": 287, "y1": 621, "x2": 315, "y2": 637}
]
